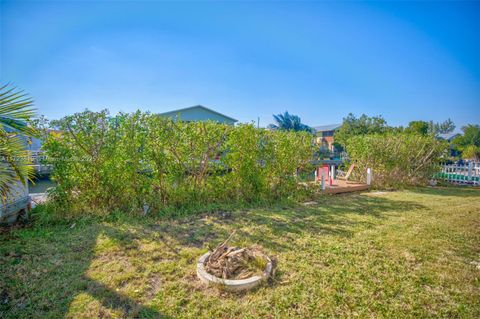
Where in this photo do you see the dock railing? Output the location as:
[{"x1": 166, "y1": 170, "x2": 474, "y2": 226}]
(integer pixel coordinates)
[{"x1": 436, "y1": 161, "x2": 480, "y2": 185}]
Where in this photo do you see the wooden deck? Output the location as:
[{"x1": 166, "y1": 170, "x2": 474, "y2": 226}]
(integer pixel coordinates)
[{"x1": 323, "y1": 179, "x2": 370, "y2": 194}]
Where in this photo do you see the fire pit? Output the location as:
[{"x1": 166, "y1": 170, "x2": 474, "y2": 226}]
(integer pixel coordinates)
[{"x1": 196, "y1": 233, "x2": 273, "y2": 291}]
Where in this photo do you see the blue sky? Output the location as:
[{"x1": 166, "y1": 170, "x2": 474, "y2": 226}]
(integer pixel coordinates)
[{"x1": 1, "y1": 1, "x2": 479, "y2": 129}]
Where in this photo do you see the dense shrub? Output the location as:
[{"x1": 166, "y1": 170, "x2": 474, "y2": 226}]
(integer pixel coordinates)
[
  {"x1": 452, "y1": 124, "x2": 480, "y2": 160},
  {"x1": 43, "y1": 110, "x2": 314, "y2": 216},
  {"x1": 344, "y1": 133, "x2": 448, "y2": 189}
]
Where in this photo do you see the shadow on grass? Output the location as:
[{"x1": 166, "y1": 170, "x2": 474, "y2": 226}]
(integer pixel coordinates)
[
  {"x1": 101, "y1": 193, "x2": 425, "y2": 253},
  {"x1": 1, "y1": 193, "x2": 425, "y2": 317},
  {"x1": 235, "y1": 194, "x2": 425, "y2": 251},
  {"x1": 82, "y1": 276, "x2": 165, "y2": 318},
  {"x1": 0, "y1": 223, "x2": 171, "y2": 318}
]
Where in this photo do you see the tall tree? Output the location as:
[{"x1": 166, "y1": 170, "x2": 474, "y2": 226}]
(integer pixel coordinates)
[
  {"x1": 334, "y1": 113, "x2": 389, "y2": 146},
  {"x1": 431, "y1": 118, "x2": 455, "y2": 135},
  {"x1": 0, "y1": 84, "x2": 36, "y2": 200},
  {"x1": 405, "y1": 121, "x2": 429, "y2": 135},
  {"x1": 406, "y1": 119, "x2": 455, "y2": 135},
  {"x1": 268, "y1": 111, "x2": 313, "y2": 133}
]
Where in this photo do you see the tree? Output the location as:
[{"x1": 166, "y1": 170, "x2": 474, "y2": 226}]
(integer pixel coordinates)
[
  {"x1": 406, "y1": 119, "x2": 455, "y2": 136},
  {"x1": 406, "y1": 121, "x2": 429, "y2": 135},
  {"x1": 0, "y1": 84, "x2": 36, "y2": 200},
  {"x1": 268, "y1": 111, "x2": 313, "y2": 133},
  {"x1": 461, "y1": 145, "x2": 480, "y2": 161},
  {"x1": 453, "y1": 124, "x2": 480, "y2": 160},
  {"x1": 432, "y1": 118, "x2": 455, "y2": 134},
  {"x1": 334, "y1": 113, "x2": 389, "y2": 146}
]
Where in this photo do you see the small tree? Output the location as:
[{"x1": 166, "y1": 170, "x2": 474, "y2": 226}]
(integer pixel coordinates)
[
  {"x1": 461, "y1": 145, "x2": 480, "y2": 161},
  {"x1": 453, "y1": 124, "x2": 480, "y2": 160}
]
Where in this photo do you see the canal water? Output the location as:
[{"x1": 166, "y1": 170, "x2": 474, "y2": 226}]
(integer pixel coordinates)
[{"x1": 29, "y1": 178, "x2": 56, "y2": 194}]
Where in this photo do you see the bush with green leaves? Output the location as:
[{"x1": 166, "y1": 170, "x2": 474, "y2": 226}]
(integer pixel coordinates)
[
  {"x1": 42, "y1": 110, "x2": 314, "y2": 217},
  {"x1": 453, "y1": 124, "x2": 480, "y2": 160},
  {"x1": 344, "y1": 132, "x2": 448, "y2": 189}
]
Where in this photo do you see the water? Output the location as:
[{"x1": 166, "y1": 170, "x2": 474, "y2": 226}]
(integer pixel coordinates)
[{"x1": 29, "y1": 178, "x2": 56, "y2": 194}]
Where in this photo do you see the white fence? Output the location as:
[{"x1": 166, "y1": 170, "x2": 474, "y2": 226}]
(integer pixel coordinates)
[{"x1": 437, "y1": 162, "x2": 480, "y2": 185}]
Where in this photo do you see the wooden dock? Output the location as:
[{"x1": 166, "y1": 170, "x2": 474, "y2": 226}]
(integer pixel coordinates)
[
  {"x1": 323, "y1": 180, "x2": 370, "y2": 194},
  {"x1": 311, "y1": 163, "x2": 372, "y2": 194}
]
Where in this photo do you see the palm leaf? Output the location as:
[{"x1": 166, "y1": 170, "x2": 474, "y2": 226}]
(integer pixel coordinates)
[
  {"x1": 0, "y1": 132, "x2": 34, "y2": 202},
  {"x1": 0, "y1": 84, "x2": 36, "y2": 202},
  {"x1": 0, "y1": 84, "x2": 37, "y2": 136},
  {"x1": 270, "y1": 111, "x2": 313, "y2": 132}
]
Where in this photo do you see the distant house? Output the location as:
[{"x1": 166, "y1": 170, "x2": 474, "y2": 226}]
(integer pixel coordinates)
[
  {"x1": 438, "y1": 132, "x2": 462, "y2": 157},
  {"x1": 437, "y1": 132, "x2": 461, "y2": 142},
  {"x1": 159, "y1": 105, "x2": 238, "y2": 125},
  {"x1": 313, "y1": 123, "x2": 342, "y2": 152}
]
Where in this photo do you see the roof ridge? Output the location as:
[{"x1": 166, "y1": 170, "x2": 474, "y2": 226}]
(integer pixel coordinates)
[
  {"x1": 313, "y1": 123, "x2": 342, "y2": 130},
  {"x1": 158, "y1": 105, "x2": 238, "y2": 122}
]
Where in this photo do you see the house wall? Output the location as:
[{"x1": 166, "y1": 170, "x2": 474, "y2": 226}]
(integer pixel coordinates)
[
  {"x1": 316, "y1": 131, "x2": 336, "y2": 151},
  {"x1": 323, "y1": 136, "x2": 335, "y2": 151}
]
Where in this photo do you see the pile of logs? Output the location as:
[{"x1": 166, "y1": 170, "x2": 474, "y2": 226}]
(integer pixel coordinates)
[{"x1": 205, "y1": 232, "x2": 266, "y2": 280}]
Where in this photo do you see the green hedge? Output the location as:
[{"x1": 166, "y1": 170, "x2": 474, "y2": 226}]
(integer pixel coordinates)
[
  {"x1": 42, "y1": 110, "x2": 314, "y2": 216},
  {"x1": 345, "y1": 133, "x2": 448, "y2": 189}
]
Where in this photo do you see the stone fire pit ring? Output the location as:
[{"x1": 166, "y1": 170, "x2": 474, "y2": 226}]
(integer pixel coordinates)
[{"x1": 196, "y1": 251, "x2": 273, "y2": 292}]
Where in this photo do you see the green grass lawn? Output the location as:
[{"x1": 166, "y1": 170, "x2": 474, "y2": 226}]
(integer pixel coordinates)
[{"x1": 1, "y1": 187, "x2": 479, "y2": 318}]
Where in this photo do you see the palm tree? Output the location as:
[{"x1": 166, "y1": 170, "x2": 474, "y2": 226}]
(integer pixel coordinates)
[
  {"x1": 0, "y1": 84, "x2": 36, "y2": 200},
  {"x1": 268, "y1": 111, "x2": 313, "y2": 132}
]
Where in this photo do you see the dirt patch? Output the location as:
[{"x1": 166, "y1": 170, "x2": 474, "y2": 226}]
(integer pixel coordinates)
[
  {"x1": 302, "y1": 201, "x2": 317, "y2": 206},
  {"x1": 145, "y1": 275, "x2": 162, "y2": 300}
]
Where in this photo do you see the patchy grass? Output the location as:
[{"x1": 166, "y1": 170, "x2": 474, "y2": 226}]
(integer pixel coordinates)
[{"x1": 1, "y1": 187, "x2": 479, "y2": 318}]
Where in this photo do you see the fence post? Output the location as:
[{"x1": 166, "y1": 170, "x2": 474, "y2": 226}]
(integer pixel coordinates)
[
  {"x1": 468, "y1": 161, "x2": 473, "y2": 182},
  {"x1": 476, "y1": 162, "x2": 480, "y2": 185},
  {"x1": 321, "y1": 169, "x2": 325, "y2": 190},
  {"x1": 330, "y1": 165, "x2": 335, "y2": 185},
  {"x1": 367, "y1": 168, "x2": 372, "y2": 186}
]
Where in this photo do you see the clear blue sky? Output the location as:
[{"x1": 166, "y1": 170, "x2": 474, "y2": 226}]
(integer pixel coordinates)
[{"x1": 1, "y1": 1, "x2": 479, "y2": 129}]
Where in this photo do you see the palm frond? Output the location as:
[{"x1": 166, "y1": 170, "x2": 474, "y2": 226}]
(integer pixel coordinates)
[
  {"x1": 0, "y1": 133, "x2": 34, "y2": 201},
  {"x1": 0, "y1": 84, "x2": 36, "y2": 136},
  {"x1": 0, "y1": 84, "x2": 36, "y2": 201},
  {"x1": 270, "y1": 111, "x2": 313, "y2": 132}
]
